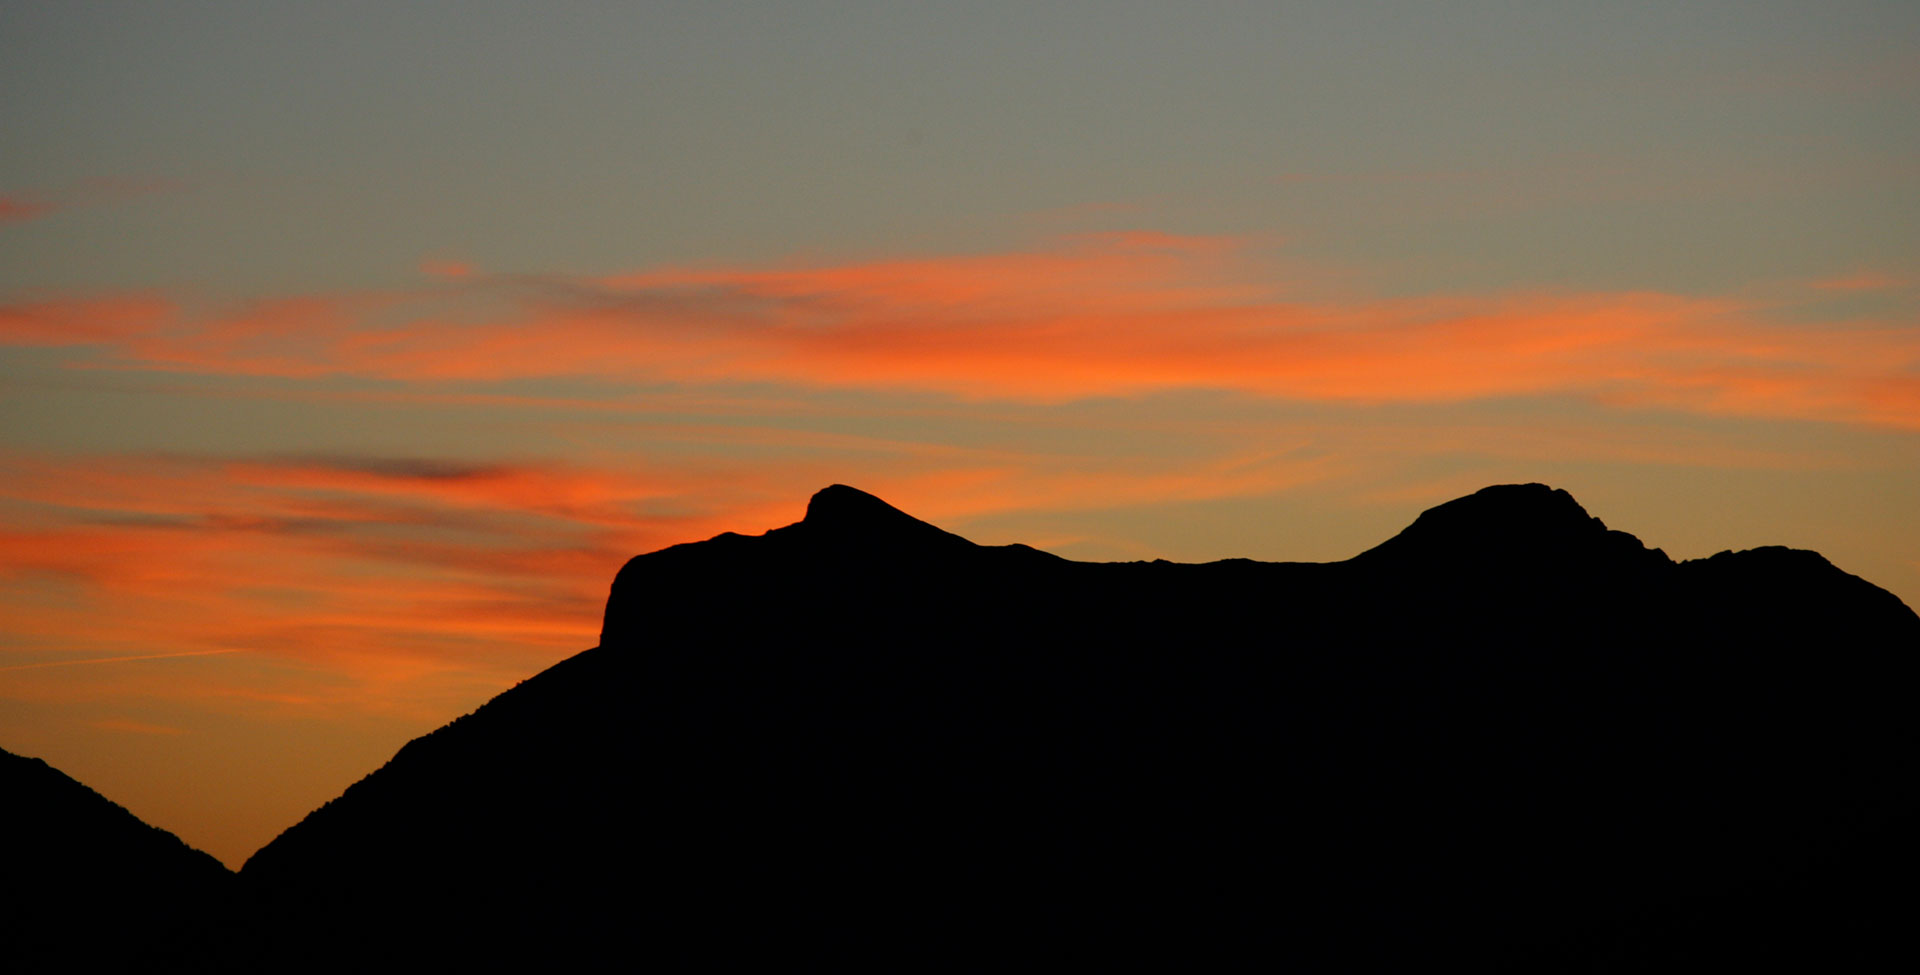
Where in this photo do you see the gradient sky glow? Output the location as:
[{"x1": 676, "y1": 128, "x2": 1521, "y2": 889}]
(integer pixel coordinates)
[{"x1": 3, "y1": 1, "x2": 1918, "y2": 868}]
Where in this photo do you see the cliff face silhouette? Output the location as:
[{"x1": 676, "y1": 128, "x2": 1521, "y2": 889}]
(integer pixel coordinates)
[
  {"x1": 1, "y1": 747, "x2": 234, "y2": 968},
  {"x1": 239, "y1": 484, "x2": 1920, "y2": 969}
]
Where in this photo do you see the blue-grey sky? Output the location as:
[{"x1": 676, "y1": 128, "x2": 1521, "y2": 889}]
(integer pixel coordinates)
[{"x1": 5, "y1": 1, "x2": 1915, "y2": 296}]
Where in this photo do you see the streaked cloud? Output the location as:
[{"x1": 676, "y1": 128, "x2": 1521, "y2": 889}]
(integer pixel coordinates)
[
  {"x1": 0, "y1": 295, "x2": 173, "y2": 345},
  {"x1": 419, "y1": 258, "x2": 477, "y2": 280},
  {"x1": 0, "y1": 179, "x2": 184, "y2": 228},
  {"x1": 0, "y1": 194, "x2": 57, "y2": 225},
  {"x1": 0, "y1": 649, "x2": 244, "y2": 673},
  {"x1": 5, "y1": 233, "x2": 1917, "y2": 429},
  {"x1": 90, "y1": 718, "x2": 190, "y2": 735},
  {"x1": 1813, "y1": 270, "x2": 1908, "y2": 292}
]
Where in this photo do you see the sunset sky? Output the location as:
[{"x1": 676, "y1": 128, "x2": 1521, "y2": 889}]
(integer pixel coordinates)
[{"x1": 3, "y1": 1, "x2": 1917, "y2": 868}]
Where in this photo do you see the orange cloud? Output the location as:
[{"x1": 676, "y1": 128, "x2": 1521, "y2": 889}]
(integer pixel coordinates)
[
  {"x1": 0, "y1": 179, "x2": 183, "y2": 227},
  {"x1": 1813, "y1": 270, "x2": 1908, "y2": 292},
  {"x1": 0, "y1": 455, "x2": 641, "y2": 682},
  {"x1": 90, "y1": 718, "x2": 189, "y2": 735},
  {"x1": 0, "y1": 295, "x2": 173, "y2": 345},
  {"x1": 0, "y1": 650, "x2": 245, "y2": 674},
  {"x1": 0, "y1": 195, "x2": 57, "y2": 225},
  {"x1": 419, "y1": 258, "x2": 476, "y2": 279},
  {"x1": 5, "y1": 233, "x2": 1917, "y2": 429}
]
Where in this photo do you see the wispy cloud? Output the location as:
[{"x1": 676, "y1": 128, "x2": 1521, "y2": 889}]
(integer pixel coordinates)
[
  {"x1": 0, "y1": 178, "x2": 184, "y2": 228},
  {"x1": 0, "y1": 454, "x2": 633, "y2": 686},
  {"x1": 0, "y1": 195, "x2": 58, "y2": 225},
  {"x1": 0, "y1": 649, "x2": 244, "y2": 673},
  {"x1": 419, "y1": 257, "x2": 477, "y2": 280},
  {"x1": 1812, "y1": 270, "x2": 1908, "y2": 292},
  {"x1": 90, "y1": 718, "x2": 190, "y2": 735},
  {"x1": 0, "y1": 295, "x2": 173, "y2": 344},
  {"x1": 4, "y1": 233, "x2": 1918, "y2": 429}
]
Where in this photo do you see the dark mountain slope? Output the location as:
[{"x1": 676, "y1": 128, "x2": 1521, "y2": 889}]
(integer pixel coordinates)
[
  {"x1": 1, "y1": 747, "x2": 234, "y2": 969},
  {"x1": 240, "y1": 483, "x2": 1920, "y2": 969}
]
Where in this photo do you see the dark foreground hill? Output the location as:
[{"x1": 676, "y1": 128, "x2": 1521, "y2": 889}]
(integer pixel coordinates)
[
  {"x1": 241, "y1": 484, "x2": 1920, "y2": 969},
  {"x1": 1, "y1": 747, "x2": 234, "y2": 968}
]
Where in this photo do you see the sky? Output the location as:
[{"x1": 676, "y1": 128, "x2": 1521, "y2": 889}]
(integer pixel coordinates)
[{"x1": 2, "y1": 1, "x2": 1917, "y2": 869}]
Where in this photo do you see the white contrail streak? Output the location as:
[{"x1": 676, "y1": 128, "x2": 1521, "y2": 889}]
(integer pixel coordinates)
[{"x1": 0, "y1": 648, "x2": 245, "y2": 672}]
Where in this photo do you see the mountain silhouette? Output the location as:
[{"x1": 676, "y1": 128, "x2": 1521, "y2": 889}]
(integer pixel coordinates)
[
  {"x1": 2, "y1": 747, "x2": 234, "y2": 969},
  {"x1": 239, "y1": 483, "x2": 1920, "y2": 969}
]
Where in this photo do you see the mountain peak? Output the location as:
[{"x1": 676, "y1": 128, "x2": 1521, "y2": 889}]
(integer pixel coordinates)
[
  {"x1": 796, "y1": 484, "x2": 978, "y2": 554},
  {"x1": 804, "y1": 484, "x2": 915, "y2": 528},
  {"x1": 1417, "y1": 482, "x2": 1593, "y2": 530},
  {"x1": 1352, "y1": 482, "x2": 1668, "y2": 569}
]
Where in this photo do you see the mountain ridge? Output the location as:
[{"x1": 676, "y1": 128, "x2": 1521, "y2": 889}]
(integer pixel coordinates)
[
  {"x1": 229, "y1": 482, "x2": 1919, "y2": 969},
  {"x1": 2, "y1": 746, "x2": 234, "y2": 968}
]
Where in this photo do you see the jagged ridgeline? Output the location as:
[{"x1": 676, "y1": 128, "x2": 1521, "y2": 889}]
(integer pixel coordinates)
[{"x1": 238, "y1": 484, "x2": 1920, "y2": 969}]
